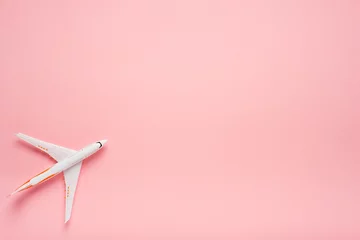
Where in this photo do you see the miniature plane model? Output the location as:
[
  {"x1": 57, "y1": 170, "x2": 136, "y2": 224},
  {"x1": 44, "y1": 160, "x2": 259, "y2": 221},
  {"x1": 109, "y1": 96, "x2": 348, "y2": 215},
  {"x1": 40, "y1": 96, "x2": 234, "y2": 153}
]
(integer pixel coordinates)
[{"x1": 10, "y1": 133, "x2": 107, "y2": 223}]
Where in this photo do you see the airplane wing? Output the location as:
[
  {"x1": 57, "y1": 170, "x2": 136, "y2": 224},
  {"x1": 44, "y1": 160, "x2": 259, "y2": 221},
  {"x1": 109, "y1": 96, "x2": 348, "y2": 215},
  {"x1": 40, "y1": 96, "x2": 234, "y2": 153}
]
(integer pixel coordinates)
[
  {"x1": 63, "y1": 162, "x2": 82, "y2": 223},
  {"x1": 16, "y1": 133, "x2": 77, "y2": 162}
]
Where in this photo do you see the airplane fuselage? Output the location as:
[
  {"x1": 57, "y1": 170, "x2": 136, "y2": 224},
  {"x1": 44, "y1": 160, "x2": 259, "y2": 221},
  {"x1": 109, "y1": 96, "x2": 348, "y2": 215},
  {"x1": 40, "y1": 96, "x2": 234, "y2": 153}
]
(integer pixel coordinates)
[
  {"x1": 14, "y1": 141, "x2": 104, "y2": 192},
  {"x1": 11, "y1": 133, "x2": 107, "y2": 222}
]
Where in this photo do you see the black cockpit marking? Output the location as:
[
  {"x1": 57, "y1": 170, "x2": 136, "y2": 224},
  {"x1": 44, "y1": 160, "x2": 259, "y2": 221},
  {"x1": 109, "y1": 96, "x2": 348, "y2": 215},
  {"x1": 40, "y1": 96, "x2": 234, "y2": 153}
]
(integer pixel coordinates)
[{"x1": 97, "y1": 141, "x2": 102, "y2": 148}]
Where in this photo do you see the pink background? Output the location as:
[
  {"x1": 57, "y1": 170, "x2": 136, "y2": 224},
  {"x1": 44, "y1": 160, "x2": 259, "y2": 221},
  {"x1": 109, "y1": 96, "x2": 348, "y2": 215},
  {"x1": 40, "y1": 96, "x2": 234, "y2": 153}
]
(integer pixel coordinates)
[{"x1": 0, "y1": 0, "x2": 360, "y2": 239}]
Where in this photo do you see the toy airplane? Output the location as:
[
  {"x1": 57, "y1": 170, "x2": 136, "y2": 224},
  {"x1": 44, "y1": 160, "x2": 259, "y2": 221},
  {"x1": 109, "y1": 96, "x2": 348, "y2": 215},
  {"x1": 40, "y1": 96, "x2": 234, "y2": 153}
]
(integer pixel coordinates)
[{"x1": 10, "y1": 133, "x2": 107, "y2": 223}]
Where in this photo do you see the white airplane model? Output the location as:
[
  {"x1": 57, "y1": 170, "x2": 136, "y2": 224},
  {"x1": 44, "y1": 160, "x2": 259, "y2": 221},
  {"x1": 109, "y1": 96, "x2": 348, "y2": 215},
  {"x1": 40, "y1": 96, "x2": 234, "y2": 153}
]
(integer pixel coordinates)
[{"x1": 10, "y1": 133, "x2": 107, "y2": 223}]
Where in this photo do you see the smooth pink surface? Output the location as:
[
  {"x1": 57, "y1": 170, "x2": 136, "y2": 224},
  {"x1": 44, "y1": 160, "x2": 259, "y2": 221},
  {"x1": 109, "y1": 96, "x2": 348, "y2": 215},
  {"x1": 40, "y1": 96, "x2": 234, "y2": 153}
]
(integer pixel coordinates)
[{"x1": 0, "y1": 0, "x2": 360, "y2": 238}]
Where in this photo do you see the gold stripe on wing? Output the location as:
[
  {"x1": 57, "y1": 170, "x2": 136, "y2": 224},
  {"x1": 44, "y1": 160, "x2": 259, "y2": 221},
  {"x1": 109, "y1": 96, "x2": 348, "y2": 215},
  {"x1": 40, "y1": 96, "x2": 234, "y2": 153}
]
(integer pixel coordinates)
[
  {"x1": 15, "y1": 180, "x2": 30, "y2": 190},
  {"x1": 18, "y1": 185, "x2": 32, "y2": 192},
  {"x1": 33, "y1": 167, "x2": 51, "y2": 178},
  {"x1": 38, "y1": 174, "x2": 56, "y2": 184}
]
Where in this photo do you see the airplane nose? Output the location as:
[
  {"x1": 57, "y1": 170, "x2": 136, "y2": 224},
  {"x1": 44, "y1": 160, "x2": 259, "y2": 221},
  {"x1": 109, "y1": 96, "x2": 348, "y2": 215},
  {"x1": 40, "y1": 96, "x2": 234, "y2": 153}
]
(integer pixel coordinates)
[{"x1": 96, "y1": 139, "x2": 108, "y2": 148}]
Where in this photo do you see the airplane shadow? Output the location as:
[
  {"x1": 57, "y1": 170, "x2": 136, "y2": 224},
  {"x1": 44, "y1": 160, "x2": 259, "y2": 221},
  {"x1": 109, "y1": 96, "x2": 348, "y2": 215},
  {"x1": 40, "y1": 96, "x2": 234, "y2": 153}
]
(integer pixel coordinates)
[{"x1": 80, "y1": 146, "x2": 108, "y2": 171}]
